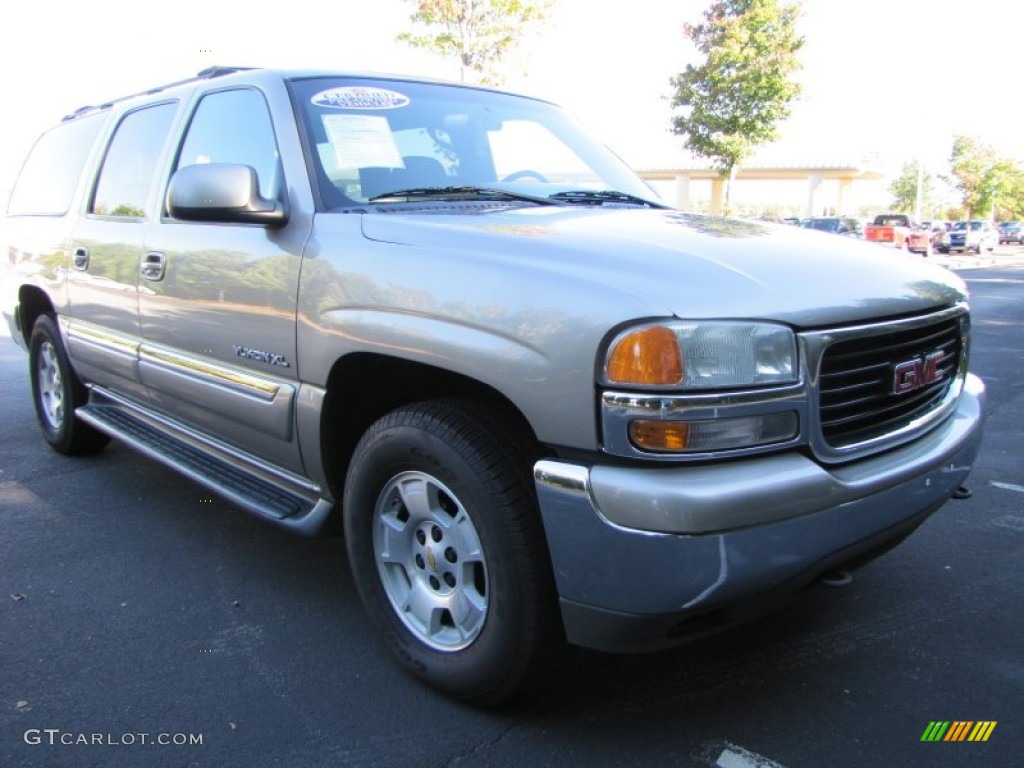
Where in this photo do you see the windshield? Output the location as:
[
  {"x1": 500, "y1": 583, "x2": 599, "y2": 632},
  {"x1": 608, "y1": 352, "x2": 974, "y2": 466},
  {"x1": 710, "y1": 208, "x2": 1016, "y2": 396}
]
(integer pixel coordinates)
[
  {"x1": 804, "y1": 218, "x2": 840, "y2": 231},
  {"x1": 952, "y1": 221, "x2": 983, "y2": 231},
  {"x1": 289, "y1": 77, "x2": 662, "y2": 210}
]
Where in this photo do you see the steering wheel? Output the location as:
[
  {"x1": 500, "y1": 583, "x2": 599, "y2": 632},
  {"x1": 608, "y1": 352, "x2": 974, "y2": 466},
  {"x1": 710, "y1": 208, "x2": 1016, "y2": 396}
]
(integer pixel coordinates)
[{"x1": 500, "y1": 169, "x2": 549, "y2": 183}]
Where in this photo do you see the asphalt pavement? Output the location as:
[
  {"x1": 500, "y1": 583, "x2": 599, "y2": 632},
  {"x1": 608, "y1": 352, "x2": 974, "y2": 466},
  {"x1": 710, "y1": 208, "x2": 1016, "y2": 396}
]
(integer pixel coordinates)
[{"x1": 1, "y1": 254, "x2": 1022, "y2": 768}]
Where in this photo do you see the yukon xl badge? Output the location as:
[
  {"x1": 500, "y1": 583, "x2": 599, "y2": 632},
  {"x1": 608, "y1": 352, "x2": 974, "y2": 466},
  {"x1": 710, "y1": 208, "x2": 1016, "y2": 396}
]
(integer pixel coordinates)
[
  {"x1": 892, "y1": 350, "x2": 947, "y2": 395},
  {"x1": 232, "y1": 345, "x2": 291, "y2": 368}
]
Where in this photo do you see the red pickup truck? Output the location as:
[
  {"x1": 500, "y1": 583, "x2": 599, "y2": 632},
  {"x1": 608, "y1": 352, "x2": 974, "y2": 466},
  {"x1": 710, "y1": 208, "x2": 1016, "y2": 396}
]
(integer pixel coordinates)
[{"x1": 864, "y1": 214, "x2": 919, "y2": 250}]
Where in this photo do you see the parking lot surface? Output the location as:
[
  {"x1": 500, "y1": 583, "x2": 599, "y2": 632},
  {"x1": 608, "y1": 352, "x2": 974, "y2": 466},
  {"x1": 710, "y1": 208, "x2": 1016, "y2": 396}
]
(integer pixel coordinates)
[{"x1": 2, "y1": 254, "x2": 1022, "y2": 768}]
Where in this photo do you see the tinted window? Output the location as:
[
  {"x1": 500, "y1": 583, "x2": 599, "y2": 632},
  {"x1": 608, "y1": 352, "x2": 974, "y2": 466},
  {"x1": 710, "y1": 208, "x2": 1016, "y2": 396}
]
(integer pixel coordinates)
[
  {"x1": 805, "y1": 218, "x2": 839, "y2": 232},
  {"x1": 91, "y1": 102, "x2": 177, "y2": 218},
  {"x1": 175, "y1": 89, "x2": 280, "y2": 199},
  {"x1": 7, "y1": 112, "x2": 107, "y2": 216},
  {"x1": 875, "y1": 215, "x2": 910, "y2": 226}
]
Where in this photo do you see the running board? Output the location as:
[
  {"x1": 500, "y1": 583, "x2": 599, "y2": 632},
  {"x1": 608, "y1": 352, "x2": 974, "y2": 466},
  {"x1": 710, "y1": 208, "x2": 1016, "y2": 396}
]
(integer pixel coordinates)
[{"x1": 76, "y1": 402, "x2": 334, "y2": 536}]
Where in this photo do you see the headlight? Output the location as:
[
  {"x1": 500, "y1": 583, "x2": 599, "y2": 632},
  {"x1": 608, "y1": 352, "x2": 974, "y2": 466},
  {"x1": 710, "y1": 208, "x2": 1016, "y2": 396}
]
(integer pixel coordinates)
[{"x1": 604, "y1": 321, "x2": 797, "y2": 389}]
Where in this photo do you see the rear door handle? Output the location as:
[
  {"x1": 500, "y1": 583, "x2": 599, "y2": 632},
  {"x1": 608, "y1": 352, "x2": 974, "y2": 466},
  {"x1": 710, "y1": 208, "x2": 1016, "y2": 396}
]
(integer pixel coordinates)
[
  {"x1": 140, "y1": 251, "x2": 167, "y2": 282},
  {"x1": 72, "y1": 246, "x2": 89, "y2": 271}
]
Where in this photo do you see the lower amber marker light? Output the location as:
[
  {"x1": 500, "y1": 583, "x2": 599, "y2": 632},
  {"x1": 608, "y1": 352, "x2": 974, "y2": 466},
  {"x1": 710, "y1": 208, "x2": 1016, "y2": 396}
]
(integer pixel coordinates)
[{"x1": 630, "y1": 412, "x2": 798, "y2": 453}]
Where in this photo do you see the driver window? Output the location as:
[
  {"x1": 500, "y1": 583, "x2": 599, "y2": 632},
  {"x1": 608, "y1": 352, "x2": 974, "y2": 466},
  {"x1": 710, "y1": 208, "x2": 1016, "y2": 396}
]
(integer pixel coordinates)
[{"x1": 174, "y1": 89, "x2": 281, "y2": 200}]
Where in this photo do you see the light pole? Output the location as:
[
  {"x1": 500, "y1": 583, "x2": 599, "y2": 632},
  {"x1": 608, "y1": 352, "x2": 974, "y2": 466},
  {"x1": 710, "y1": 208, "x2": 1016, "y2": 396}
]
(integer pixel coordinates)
[{"x1": 914, "y1": 160, "x2": 923, "y2": 221}]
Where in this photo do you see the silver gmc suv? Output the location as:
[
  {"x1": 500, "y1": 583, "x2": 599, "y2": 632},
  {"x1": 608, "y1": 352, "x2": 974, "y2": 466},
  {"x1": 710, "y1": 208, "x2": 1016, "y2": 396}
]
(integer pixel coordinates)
[{"x1": 2, "y1": 67, "x2": 985, "y2": 705}]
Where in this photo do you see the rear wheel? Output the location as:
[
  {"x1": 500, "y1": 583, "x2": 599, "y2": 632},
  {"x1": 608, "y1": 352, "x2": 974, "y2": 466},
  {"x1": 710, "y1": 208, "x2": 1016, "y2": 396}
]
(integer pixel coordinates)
[
  {"x1": 343, "y1": 399, "x2": 562, "y2": 705},
  {"x1": 28, "y1": 315, "x2": 109, "y2": 455}
]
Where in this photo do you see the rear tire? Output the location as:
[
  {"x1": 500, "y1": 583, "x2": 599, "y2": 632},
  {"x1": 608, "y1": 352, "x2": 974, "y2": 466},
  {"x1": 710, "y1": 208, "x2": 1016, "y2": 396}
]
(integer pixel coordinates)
[
  {"x1": 28, "y1": 315, "x2": 109, "y2": 455},
  {"x1": 343, "y1": 399, "x2": 562, "y2": 706}
]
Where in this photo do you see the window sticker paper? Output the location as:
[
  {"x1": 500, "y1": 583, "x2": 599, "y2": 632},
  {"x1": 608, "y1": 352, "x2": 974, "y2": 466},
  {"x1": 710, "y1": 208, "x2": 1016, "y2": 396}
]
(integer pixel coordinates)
[{"x1": 322, "y1": 114, "x2": 404, "y2": 169}]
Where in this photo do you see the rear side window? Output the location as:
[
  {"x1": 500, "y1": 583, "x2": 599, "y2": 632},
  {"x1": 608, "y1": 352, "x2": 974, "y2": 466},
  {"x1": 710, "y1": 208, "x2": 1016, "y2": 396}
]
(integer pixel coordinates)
[
  {"x1": 90, "y1": 102, "x2": 177, "y2": 218},
  {"x1": 7, "y1": 112, "x2": 106, "y2": 216},
  {"x1": 174, "y1": 88, "x2": 281, "y2": 200}
]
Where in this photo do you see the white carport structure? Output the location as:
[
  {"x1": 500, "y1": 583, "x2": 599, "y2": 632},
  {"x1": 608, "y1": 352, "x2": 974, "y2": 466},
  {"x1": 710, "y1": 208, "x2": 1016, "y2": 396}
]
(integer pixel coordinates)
[{"x1": 637, "y1": 163, "x2": 885, "y2": 217}]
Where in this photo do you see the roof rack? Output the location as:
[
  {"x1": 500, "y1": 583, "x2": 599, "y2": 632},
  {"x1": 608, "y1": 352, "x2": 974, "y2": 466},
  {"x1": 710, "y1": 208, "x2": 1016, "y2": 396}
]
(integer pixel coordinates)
[{"x1": 62, "y1": 66, "x2": 255, "y2": 122}]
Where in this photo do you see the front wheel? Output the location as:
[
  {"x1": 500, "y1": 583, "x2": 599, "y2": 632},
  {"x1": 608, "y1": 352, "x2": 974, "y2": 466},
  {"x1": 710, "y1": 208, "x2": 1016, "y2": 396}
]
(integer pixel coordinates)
[
  {"x1": 28, "y1": 315, "x2": 109, "y2": 455},
  {"x1": 343, "y1": 400, "x2": 562, "y2": 705}
]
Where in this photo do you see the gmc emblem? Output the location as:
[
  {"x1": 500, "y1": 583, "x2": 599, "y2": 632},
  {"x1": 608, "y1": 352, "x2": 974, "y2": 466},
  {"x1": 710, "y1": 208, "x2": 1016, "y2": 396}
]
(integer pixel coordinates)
[{"x1": 892, "y1": 350, "x2": 947, "y2": 395}]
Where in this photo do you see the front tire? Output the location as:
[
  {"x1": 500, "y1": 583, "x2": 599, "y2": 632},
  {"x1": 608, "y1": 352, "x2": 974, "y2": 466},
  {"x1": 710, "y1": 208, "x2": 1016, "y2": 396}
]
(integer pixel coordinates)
[
  {"x1": 343, "y1": 400, "x2": 562, "y2": 705},
  {"x1": 28, "y1": 315, "x2": 109, "y2": 455}
]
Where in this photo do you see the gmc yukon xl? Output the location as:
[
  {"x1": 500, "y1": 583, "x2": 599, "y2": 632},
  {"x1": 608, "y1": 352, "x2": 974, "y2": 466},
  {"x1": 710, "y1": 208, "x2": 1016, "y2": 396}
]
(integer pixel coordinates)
[{"x1": 2, "y1": 67, "x2": 986, "y2": 705}]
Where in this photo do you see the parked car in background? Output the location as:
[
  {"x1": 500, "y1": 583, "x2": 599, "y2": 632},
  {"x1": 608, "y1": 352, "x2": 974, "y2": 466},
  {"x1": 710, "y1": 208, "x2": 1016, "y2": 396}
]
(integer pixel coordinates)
[
  {"x1": 801, "y1": 216, "x2": 863, "y2": 237},
  {"x1": 906, "y1": 221, "x2": 948, "y2": 257},
  {"x1": 864, "y1": 213, "x2": 918, "y2": 249},
  {"x1": 940, "y1": 220, "x2": 998, "y2": 253},
  {"x1": 997, "y1": 220, "x2": 1023, "y2": 244}
]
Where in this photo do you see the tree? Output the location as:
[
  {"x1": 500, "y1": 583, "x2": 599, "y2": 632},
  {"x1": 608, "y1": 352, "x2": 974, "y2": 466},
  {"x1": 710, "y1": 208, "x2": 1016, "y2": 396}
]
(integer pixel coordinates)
[
  {"x1": 948, "y1": 134, "x2": 997, "y2": 220},
  {"x1": 397, "y1": 0, "x2": 554, "y2": 86},
  {"x1": 889, "y1": 161, "x2": 934, "y2": 218},
  {"x1": 669, "y1": 0, "x2": 804, "y2": 215},
  {"x1": 990, "y1": 158, "x2": 1024, "y2": 220}
]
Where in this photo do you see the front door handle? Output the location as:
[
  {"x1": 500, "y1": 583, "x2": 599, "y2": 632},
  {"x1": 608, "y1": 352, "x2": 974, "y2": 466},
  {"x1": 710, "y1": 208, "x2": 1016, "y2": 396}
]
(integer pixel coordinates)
[
  {"x1": 140, "y1": 251, "x2": 167, "y2": 282},
  {"x1": 72, "y1": 246, "x2": 89, "y2": 271}
]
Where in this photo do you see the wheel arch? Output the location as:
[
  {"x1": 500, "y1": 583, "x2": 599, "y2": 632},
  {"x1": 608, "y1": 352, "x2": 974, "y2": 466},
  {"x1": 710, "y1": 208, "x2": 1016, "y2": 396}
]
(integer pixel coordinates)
[
  {"x1": 16, "y1": 285, "x2": 56, "y2": 347},
  {"x1": 318, "y1": 352, "x2": 543, "y2": 504}
]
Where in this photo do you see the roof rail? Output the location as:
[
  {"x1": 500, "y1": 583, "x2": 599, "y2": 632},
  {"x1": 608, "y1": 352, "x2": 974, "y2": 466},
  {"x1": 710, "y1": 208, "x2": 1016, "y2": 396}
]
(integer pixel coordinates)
[{"x1": 62, "y1": 66, "x2": 256, "y2": 122}]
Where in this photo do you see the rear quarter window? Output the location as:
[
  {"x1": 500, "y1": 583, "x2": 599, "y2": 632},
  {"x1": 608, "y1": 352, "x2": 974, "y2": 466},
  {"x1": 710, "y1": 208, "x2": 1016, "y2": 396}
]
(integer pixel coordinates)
[{"x1": 7, "y1": 112, "x2": 107, "y2": 216}]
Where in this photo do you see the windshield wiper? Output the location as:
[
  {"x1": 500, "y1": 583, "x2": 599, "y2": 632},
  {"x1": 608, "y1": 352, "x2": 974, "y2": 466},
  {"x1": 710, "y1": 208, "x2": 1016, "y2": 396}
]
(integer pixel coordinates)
[
  {"x1": 368, "y1": 185, "x2": 556, "y2": 205},
  {"x1": 547, "y1": 190, "x2": 667, "y2": 208}
]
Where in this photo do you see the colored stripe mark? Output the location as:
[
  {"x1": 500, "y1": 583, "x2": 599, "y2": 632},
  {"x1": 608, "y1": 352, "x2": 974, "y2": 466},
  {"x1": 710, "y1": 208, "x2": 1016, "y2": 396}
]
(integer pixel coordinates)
[
  {"x1": 945, "y1": 721, "x2": 973, "y2": 741},
  {"x1": 968, "y1": 722, "x2": 997, "y2": 742},
  {"x1": 921, "y1": 721, "x2": 996, "y2": 742}
]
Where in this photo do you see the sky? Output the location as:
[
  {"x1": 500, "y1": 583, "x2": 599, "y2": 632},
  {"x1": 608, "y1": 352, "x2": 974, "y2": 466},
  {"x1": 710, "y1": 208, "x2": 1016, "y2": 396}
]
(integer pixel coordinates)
[{"x1": 1, "y1": 0, "x2": 1022, "y2": 203}]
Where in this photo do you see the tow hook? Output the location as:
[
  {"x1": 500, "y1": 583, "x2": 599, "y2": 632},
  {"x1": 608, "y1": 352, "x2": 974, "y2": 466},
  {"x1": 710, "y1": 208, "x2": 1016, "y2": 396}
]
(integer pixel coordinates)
[
  {"x1": 952, "y1": 485, "x2": 972, "y2": 500},
  {"x1": 818, "y1": 568, "x2": 853, "y2": 588}
]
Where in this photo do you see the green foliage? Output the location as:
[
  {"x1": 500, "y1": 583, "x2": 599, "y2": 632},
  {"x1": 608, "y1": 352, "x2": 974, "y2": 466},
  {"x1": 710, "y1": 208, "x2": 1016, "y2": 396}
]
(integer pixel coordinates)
[
  {"x1": 991, "y1": 159, "x2": 1024, "y2": 220},
  {"x1": 949, "y1": 135, "x2": 997, "y2": 219},
  {"x1": 889, "y1": 161, "x2": 935, "y2": 217},
  {"x1": 669, "y1": 0, "x2": 804, "y2": 212},
  {"x1": 397, "y1": 0, "x2": 553, "y2": 85}
]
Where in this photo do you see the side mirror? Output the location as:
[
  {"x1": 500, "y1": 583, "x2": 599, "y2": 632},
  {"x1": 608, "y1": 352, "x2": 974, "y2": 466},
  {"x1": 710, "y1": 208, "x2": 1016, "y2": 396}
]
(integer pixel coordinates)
[{"x1": 167, "y1": 163, "x2": 287, "y2": 228}]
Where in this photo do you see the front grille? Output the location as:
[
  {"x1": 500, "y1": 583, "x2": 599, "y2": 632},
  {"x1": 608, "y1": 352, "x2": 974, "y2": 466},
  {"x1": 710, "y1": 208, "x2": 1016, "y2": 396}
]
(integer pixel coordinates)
[{"x1": 818, "y1": 317, "x2": 962, "y2": 448}]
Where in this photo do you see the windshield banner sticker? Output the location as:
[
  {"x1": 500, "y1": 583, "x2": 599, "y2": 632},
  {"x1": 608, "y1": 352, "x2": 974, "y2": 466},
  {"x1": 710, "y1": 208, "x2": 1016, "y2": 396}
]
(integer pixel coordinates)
[{"x1": 312, "y1": 87, "x2": 410, "y2": 110}]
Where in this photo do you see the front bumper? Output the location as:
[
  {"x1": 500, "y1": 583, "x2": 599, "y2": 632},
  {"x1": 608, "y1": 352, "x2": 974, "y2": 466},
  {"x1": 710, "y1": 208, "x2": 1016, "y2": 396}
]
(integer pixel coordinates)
[{"x1": 534, "y1": 373, "x2": 985, "y2": 653}]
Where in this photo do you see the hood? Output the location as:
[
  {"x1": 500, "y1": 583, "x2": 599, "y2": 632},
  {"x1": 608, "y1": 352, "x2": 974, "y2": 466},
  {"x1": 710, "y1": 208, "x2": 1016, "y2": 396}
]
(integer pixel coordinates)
[{"x1": 360, "y1": 206, "x2": 967, "y2": 328}]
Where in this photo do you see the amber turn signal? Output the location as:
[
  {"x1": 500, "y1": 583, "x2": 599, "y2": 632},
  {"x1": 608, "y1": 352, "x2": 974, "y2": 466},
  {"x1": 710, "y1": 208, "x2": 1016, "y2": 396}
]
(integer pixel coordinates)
[
  {"x1": 630, "y1": 420, "x2": 690, "y2": 451},
  {"x1": 606, "y1": 326, "x2": 683, "y2": 386}
]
